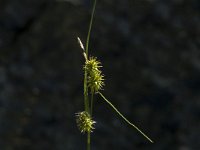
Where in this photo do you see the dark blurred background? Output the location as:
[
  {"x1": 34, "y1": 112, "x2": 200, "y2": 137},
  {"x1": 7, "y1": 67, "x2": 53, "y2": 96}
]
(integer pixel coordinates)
[{"x1": 0, "y1": 0, "x2": 200, "y2": 149}]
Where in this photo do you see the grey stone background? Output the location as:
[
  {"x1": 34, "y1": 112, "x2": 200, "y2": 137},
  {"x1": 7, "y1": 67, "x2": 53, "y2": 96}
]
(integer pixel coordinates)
[{"x1": 0, "y1": 0, "x2": 200, "y2": 149}]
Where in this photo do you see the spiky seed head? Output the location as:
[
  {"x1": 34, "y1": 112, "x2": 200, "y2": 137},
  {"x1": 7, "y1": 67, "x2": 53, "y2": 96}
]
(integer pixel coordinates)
[
  {"x1": 84, "y1": 57, "x2": 102, "y2": 72},
  {"x1": 76, "y1": 111, "x2": 96, "y2": 133},
  {"x1": 88, "y1": 72, "x2": 104, "y2": 93},
  {"x1": 84, "y1": 57, "x2": 104, "y2": 93}
]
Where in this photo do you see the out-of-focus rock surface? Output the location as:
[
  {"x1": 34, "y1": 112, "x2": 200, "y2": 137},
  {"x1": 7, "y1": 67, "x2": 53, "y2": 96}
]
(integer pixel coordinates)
[{"x1": 0, "y1": 0, "x2": 199, "y2": 149}]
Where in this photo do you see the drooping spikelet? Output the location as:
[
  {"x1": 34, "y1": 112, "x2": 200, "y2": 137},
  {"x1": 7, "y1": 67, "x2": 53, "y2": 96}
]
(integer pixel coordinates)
[
  {"x1": 84, "y1": 57, "x2": 104, "y2": 93},
  {"x1": 76, "y1": 111, "x2": 96, "y2": 133}
]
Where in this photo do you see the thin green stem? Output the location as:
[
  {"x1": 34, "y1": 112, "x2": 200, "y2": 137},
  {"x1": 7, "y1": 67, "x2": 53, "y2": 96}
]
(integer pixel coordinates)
[
  {"x1": 98, "y1": 92, "x2": 154, "y2": 143},
  {"x1": 85, "y1": 1, "x2": 97, "y2": 150},
  {"x1": 83, "y1": 1, "x2": 97, "y2": 150},
  {"x1": 87, "y1": 132, "x2": 91, "y2": 150},
  {"x1": 90, "y1": 91, "x2": 94, "y2": 116},
  {"x1": 85, "y1": 0, "x2": 97, "y2": 56},
  {"x1": 84, "y1": 76, "x2": 89, "y2": 112}
]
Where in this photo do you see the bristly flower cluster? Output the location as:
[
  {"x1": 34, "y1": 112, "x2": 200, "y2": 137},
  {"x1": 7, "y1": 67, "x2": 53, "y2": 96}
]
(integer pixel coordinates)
[
  {"x1": 75, "y1": 0, "x2": 154, "y2": 145},
  {"x1": 84, "y1": 57, "x2": 104, "y2": 93},
  {"x1": 76, "y1": 111, "x2": 96, "y2": 133}
]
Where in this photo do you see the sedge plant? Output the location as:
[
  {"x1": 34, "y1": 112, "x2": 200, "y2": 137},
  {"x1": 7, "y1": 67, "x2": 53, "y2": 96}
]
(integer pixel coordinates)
[{"x1": 76, "y1": 0, "x2": 153, "y2": 149}]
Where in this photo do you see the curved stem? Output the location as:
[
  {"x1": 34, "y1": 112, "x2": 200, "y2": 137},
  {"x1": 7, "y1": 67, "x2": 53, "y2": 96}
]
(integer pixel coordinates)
[{"x1": 98, "y1": 92, "x2": 154, "y2": 143}]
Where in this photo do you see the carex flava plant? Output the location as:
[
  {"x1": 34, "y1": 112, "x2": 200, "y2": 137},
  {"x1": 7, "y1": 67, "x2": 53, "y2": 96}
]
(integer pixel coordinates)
[{"x1": 76, "y1": 0, "x2": 153, "y2": 149}]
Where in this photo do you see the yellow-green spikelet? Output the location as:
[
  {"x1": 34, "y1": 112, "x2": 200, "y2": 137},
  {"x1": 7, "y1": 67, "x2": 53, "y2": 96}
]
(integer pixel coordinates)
[
  {"x1": 76, "y1": 111, "x2": 96, "y2": 133},
  {"x1": 84, "y1": 57, "x2": 104, "y2": 93}
]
